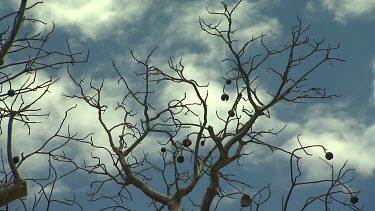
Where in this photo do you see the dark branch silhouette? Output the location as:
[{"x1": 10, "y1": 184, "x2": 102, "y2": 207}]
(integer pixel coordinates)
[
  {"x1": 0, "y1": 0, "x2": 87, "y2": 208},
  {"x1": 1, "y1": 0, "x2": 363, "y2": 210}
]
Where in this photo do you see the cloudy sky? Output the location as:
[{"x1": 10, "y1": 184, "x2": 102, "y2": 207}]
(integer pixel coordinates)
[{"x1": 2, "y1": 0, "x2": 375, "y2": 210}]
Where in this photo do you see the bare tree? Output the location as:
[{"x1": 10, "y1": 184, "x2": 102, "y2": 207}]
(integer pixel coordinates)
[
  {"x1": 61, "y1": 1, "x2": 363, "y2": 211},
  {"x1": 0, "y1": 0, "x2": 87, "y2": 209},
  {"x1": 1, "y1": 0, "x2": 363, "y2": 211}
]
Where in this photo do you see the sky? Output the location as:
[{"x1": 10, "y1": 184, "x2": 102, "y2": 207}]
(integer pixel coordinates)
[{"x1": 1, "y1": 0, "x2": 375, "y2": 210}]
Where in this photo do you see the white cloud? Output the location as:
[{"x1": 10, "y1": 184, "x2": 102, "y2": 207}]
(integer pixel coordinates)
[
  {"x1": 166, "y1": 0, "x2": 281, "y2": 44},
  {"x1": 24, "y1": 0, "x2": 152, "y2": 40},
  {"x1": 238, "y1": 101, "x2": 374, "y2": 194},
  {"x1": 3, "y1": 0, "x2": 373, "y2": 209},
  {"x1": 281, "y1": 103, "x2": 375, "y2": 178},
  {"x1": 306, "y1": 0, "x2": 375, "y2": 23},
  {"x1": 371, "y1": 57, "x2": 375, "y2": 105},
  {"x1": 151, "y1": 0, "x2": 283, "y2": 133}
]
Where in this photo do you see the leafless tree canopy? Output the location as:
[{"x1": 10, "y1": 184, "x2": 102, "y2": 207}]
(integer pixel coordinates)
[
  {"x1": 0, "y1": 0, "x2": 87, "y2": 208},
  {"x1": 0, "y1": 0, "x2": 363, "y2": 211}
]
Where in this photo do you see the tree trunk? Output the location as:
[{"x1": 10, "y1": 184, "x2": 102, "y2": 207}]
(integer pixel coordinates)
[
  {"x1": 200, "y1": 170, "x2": 219, "y2": 211},
  {"x1": 168, "y1": 201, "x2": 181, "y2": 211},
  {"x1": 0, "y1": 181, "x2": 27, "y2": 206}
]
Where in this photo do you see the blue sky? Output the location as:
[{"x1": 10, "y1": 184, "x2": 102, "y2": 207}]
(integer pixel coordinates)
[{"x1": 2, "y1": 0, "x2": 375, "y2": 210}]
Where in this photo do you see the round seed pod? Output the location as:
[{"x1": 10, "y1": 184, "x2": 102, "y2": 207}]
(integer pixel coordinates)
[
  {"x1": 177, "y1": 155, "x2": 184, "y2": 163},
  {"x1": 325, "y1": 152, "x2": 333, "y2": 160}
]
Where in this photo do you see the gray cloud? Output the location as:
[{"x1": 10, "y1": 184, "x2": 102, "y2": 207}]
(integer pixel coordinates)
[{"x1": 306, "y1": 0, "x2": 375, "y2": 23}]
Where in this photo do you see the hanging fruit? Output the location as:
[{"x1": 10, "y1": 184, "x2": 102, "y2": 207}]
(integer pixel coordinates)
[
  {"x1": 8, "y1": 89, "x2": 15, "y2": 97},
  {"x1": 221, "y1": 93, "x2": 229, "y2": 101},
  {"x1": 350, "y1": 196, "x2": 359, "y2": 204},
  {"x1": 183, "y1": 138, "x2": 192, "y2": 147},
  {"x1": 177, "y1": 155, "x2": 185, "y2": 163},
  {"x1": 12, "y1": 156, "x2": 20, "y2": 164},
  {"x1": 325, "y1": 152, "x2": 333, "y2": 160},
  {"x1": 240, "y1": 194, "x2": 252, "y2": 207}
]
